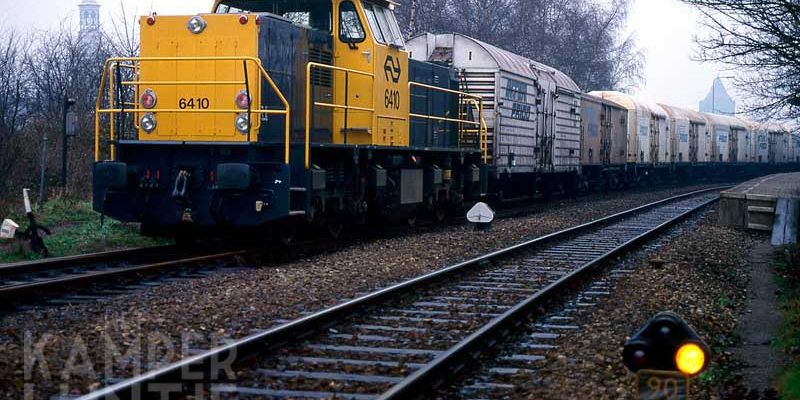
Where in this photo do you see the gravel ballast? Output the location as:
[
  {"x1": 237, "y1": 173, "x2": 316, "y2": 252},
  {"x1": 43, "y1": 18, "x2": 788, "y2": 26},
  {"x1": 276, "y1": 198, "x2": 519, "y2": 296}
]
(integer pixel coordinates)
[
  {"x1": 506, "y1": 206, "x2": 758, "y2": 399},
  {"x1": 0, "y1": 184, "x2": 728, "y2": 398}
]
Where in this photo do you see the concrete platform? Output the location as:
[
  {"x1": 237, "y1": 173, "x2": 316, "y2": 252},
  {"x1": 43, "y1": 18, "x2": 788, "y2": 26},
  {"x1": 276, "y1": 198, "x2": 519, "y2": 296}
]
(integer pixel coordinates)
[{"x1": 720, "y1": 173, "x2": 800, "y2": 237}]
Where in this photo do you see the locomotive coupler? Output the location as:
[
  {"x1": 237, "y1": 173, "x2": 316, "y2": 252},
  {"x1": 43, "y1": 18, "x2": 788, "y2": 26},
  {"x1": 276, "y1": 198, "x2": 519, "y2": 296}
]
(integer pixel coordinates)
[{"x1": 172, "y1": 170, "x2": 191, "y2": 200}]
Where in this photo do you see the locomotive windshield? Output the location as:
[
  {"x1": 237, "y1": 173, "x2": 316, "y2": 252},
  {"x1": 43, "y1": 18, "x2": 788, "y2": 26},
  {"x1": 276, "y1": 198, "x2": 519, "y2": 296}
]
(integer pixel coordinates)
[
  {"x1": 362, "y1": 1, "x2": 404, "y2": 47},
  {"x1": 214, "y1": 0, "x2": 404, "y2": 47},
  {"x1": 216, "y1": 0, "x2": 332, "y2": 31}
]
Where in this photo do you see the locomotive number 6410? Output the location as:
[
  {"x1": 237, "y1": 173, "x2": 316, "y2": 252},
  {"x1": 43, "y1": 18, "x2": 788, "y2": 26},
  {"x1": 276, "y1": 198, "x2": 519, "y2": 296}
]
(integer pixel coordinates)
[
  {"x1": 179, "y1": 97, "x2": 211, "y2": 110},
  {"x1": 384, "y1": 89, "x2": 400, "y2": 110}
]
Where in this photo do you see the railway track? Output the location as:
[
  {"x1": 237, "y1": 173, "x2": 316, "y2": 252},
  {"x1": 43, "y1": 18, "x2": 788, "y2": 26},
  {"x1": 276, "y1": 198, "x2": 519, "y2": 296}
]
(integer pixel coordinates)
[
  {"x1": 0, "y1": 183, "x2": 736, "y2": 307},
  {"x1": 78, "y1": 187, "x2": 725, "y2": 400},
  {"x1": 0, "y1": 243, "x2": 248, "y2": 305}
]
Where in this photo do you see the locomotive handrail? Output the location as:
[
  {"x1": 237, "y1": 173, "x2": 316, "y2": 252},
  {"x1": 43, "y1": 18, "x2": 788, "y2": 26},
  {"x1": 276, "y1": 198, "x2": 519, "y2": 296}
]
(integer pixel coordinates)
[
  {"x1": 465, "y1": 98, "x2": 489, "y2": 164},
  {"x1": 409, "y1": 81, "x2": 489, "y2": 164},
  {"x1": 305, "y1": 62, "x2": 376, "y2": 170},
  {"x1": 94, "y1": 56, "x2": 291, "y2": 164}
]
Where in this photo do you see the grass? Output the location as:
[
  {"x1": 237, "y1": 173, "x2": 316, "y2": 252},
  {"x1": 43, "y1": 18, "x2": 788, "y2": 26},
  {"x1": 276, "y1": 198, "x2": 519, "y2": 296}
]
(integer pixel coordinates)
[
  {"x1": 782, "y1": 368, "x2": 800, "y2": 400},
  {"x1": 0, "y1": 197, "x2": 170, "y2": 263},
  {"x1": 775, "y1": 245, "x2": 800, "y2": 399}
]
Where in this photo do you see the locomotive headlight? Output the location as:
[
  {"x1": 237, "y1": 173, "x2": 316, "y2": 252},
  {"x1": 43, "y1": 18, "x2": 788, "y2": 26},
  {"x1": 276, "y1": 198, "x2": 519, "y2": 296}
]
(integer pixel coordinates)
[
  {"x1": 141, "y1": 113, "x2": 157, "y2": 133},
  {"x1": 235, "y1": 113, "x2": 250, "y2": 134},
  {"x1": 140, "y1": 89, "x2": 157, "y2": 109},
  {"x1": 187, "y1": 16, "x2": 207, "y2": 34}
]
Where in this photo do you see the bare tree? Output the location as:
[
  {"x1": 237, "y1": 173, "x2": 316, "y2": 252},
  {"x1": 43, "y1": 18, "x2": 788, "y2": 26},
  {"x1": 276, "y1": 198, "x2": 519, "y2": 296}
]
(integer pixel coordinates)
[
  {"x1": 0, "y1": 27, "x2": 31, "y2": 192},
  {"x1": 105, "y1": 0, "x2": 141, "y2": 57},
  {"x1": 395, "y1": 0, "x2": 644, "y2": 91},
  {"x1": 682, "y1": 0, "x2": 800, "y2": 123}
]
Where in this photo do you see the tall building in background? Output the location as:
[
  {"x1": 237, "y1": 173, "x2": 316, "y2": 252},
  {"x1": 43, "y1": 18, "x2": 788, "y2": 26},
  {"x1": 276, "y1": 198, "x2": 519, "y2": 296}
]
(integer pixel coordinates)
[
  {"x1": 79, "y1": 0, "x2": 101, "y2": 41},
  {"x1": 699, "y1": 77, "x2": 735, "y2": 115}
]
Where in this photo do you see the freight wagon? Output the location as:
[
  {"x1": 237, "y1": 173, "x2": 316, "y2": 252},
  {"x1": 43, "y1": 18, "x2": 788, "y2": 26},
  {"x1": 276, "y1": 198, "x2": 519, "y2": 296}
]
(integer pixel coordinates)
[
  {"x1": 587, "y1": 91, "x2": 670, "y2": 171},
  {"x1": 702, "y1": 113, "x2": 749, "y2": 163},
  {"x1": 579, "y1": 94, "x2": 628, "y2": 188},
  {"x1": 658, "y1": 104, "x2": 707, "y2": 164},
  {"x1": 407, "y1": 33, "x2": 583, "y2": 198}
]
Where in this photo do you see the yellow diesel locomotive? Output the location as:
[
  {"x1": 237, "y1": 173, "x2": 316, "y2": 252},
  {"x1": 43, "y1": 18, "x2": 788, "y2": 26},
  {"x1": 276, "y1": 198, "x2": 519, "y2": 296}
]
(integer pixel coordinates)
[{"x1": 92, "y1": 0, "x2": 488, "y2": 239}]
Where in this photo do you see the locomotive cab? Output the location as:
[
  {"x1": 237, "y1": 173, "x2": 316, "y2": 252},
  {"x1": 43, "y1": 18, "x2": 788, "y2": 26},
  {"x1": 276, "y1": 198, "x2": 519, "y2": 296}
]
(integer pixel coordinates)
[{"x1": 92, "y1": 0, "x2": 487, "y2": 238}]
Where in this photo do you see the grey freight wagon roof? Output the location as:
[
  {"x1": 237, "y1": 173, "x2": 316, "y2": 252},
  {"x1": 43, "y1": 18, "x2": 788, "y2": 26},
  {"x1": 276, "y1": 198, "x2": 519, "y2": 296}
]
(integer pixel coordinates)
[{"x1": 408, "y1": 33, "x2": 581, "y2": 93}]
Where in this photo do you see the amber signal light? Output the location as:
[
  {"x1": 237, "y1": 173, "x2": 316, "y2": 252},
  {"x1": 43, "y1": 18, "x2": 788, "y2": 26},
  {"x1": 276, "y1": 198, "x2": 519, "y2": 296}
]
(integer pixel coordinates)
[{"x1": 674, "y1": 342, "x2": 707, "y2": 376}]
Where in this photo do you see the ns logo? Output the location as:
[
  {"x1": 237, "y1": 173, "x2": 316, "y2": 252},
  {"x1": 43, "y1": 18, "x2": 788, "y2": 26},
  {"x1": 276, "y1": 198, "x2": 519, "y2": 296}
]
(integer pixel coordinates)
[{"x1": 384, "y1": 55, "x2": 401, "y2": 83}]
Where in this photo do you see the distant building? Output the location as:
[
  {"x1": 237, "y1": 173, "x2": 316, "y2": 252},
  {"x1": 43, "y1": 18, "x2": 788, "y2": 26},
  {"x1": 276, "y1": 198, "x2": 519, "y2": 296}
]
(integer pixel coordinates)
[
  {"x1": 699, "y1": 77, "x2": 735, "y2": 115},
  {"x1": 79, "y1": 0, "x2": 101, "y2": 41}
]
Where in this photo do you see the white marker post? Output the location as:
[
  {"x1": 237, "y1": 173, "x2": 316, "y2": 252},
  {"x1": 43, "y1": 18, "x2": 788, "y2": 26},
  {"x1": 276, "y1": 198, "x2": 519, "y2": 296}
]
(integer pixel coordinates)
[
  {"x1": 467, "y1": 202, "x2": 495, "y2": 231},
  {"x1": 23, "y1": 188, "x2": 32, "y2": 215}
]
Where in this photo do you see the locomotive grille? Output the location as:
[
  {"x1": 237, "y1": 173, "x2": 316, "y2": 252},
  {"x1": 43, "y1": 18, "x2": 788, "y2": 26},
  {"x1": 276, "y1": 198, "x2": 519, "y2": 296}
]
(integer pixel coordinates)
[{"x1": 309, "y1": 47, "x2": 333, "y2": 88}]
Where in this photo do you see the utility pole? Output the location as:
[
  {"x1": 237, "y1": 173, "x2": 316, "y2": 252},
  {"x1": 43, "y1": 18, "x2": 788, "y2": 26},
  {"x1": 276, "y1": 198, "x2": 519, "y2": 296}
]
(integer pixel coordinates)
[
  {"x1": 408, "y1": 0, "x2": 418, "y2": 37},
  {"x1": 38, "y1": 130, "x2": 48, "y2": 205},
  {"x1": 61, "y1": 96, "x2": 77, "y2": 187}
]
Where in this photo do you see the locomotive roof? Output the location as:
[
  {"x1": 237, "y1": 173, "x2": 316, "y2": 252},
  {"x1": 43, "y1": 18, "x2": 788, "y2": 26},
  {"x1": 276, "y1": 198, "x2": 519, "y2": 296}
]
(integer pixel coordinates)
[{"x1": 408, "y1": 33, "x2": 581, "y2": 93}]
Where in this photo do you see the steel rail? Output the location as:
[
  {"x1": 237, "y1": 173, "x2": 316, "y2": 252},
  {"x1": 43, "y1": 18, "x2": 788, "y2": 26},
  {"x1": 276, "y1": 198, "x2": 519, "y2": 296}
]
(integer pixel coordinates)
[
  {"x1": 77, "y1": 186, "x2": 728, "y2": 400},
  {"x1": 0, "y1": 250, "x2": 248, "y2": 298},
  {"x1": 0, "y1": 245, "x2": 178, "y2": 277}
]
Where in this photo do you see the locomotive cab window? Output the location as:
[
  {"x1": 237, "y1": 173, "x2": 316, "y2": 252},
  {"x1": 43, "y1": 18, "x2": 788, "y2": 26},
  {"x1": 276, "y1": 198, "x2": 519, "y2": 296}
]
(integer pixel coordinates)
[
  {"x1": 215, "y1": 0, "x2": 333, "y2": 32},
  {"x1": 339, "y1": 1, "x2": 366, "y2": 43},
  {"x1": 362, "y1": 1, "x2": 404, "y2": 47}
]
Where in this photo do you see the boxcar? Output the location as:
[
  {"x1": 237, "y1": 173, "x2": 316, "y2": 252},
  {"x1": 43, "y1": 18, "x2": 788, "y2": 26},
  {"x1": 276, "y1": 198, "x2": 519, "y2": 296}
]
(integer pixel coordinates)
[
  {"x1": 407, "y1": 33, "x2": 582, "y2": 197},
  {"x1": 701, "y1": 113, "x2": 749, "y2": 163},
  {"x1": 658, "y1": 104, "x2": 706, "y2": 164},
  {"x1": 588, "y1": 91, "x2": 669, "y2": 167},
  {"x1": 580, "y1": 94, "x2": 628, "y2": 187}
]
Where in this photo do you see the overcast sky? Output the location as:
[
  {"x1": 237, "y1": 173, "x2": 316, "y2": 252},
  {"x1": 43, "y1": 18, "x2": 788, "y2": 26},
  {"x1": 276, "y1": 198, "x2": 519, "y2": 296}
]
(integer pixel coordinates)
[{"x1": 1, "y1": 0, "x2": 734, "y2": 111}]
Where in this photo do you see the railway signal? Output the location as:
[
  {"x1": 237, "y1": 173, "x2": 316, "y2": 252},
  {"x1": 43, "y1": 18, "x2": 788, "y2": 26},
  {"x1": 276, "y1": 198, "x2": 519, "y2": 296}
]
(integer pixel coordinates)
[{"x1": 623, "y1": 311, "x2": 710, "y2": 399}]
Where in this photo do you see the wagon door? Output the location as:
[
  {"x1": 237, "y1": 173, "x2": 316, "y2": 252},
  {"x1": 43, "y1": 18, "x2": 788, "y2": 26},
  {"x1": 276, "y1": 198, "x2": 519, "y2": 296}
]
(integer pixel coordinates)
[
  {"x1": 600, "y1": 104, "x2": 612, "y2": 165},
  {"x1": 553, "y1": 89, "x2": 581, "y2": 173},
  {"x1": 729, "y1": 129, "x2": 739, "y2": 162},
  {"x1": 649, "y1": 114, "x2": 659, "y2": 164},
  {"x1": 688, "y1": 123, "x2": 699, "y2": 163},
  {"x1": 539, "y1": 82, "x2": 556, "y2": 172}
]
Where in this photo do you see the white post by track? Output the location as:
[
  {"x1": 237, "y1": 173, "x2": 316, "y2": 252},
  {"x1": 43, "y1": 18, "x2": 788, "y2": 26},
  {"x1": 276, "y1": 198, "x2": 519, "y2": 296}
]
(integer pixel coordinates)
[{"x1": 467, "y1": 202, "x2": 494, "y2": 230}]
